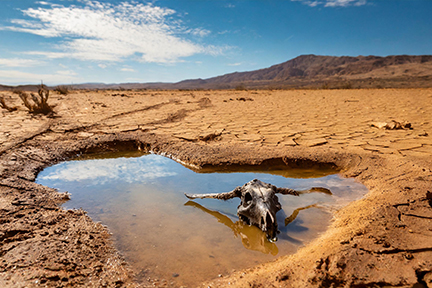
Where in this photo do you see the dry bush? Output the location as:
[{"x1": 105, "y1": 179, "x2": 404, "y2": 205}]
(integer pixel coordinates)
[
  {"x1": 0, "y1": 96, "x2": 18, "y2": 112},
  {"x1": 235, "y1": 84, "x2": 247, "y2": 91},
  {"x1": 320, "y1": 81, "x2": 353, "y2": 90},
  {"x1": 54, "y1": 85, "x2": 70, "y2": 95},
  {"x1": 320, "y1": 82, "x2": 330, "y2": 89},
  {"x1": 14, "y1": 86, "x2": 54, "y2": 115}
]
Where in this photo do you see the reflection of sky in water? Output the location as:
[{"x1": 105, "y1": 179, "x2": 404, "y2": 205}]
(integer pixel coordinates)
[
  {"x1": 38, "y1": 155, "x2": 178, "y2": 185},
  {"x1": 38, "y1": 154, "x2": 367, "y2": 219},
  {"x1": 36, "y1": 153, "x2": 368, "y2": 287}
]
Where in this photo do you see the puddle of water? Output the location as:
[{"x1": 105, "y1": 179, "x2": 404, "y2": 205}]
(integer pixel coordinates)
[{"x1": 36, "y1": 152, "x2": 367, "y2": 287}]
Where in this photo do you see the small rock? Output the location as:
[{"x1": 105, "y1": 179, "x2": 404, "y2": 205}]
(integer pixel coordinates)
[
  {"x1": 371, "y1": 120, "x2": 412, "y2": 130},
  {"x1": 403, "y1": 252, "x2": 414, "y2": 260},
  {"x1": 77, "y1": 132, "x2": 94, "y2": 138},
  {"x1": 172, "y1": 273, "x2": 179, "y2": 278}
]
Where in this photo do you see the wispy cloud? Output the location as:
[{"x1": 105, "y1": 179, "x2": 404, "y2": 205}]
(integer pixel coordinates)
[
  {"x1": 120, "y1": 67, "x2": 136, "y2": 72},
  {"x1": 227, "y1": 62, "x2": 242, "y2": 66},
  {"x1": 38, "y1": 155, "x2": 178, "y2": 185},
  {"x1": 189, "y1": 28, "x2": 211, "y2": 37},
  {"x1": 325, "y1": 0, "x2": 367, "y2": 7},
  {"x1": 218, "y1": 30, "x2": 230, "y2": 35},
  {"x1": 293, "y1": 0, "x2": 367, "y2": 7},
  {"x1": 0, "y1": 58, "x2": 45, "y2": 67},
  {"x1": 0, "y1": 69, "x2": 78, "y2": 84},
  {"x1": 57, "y1": 70, "x2": 77, "y2": 76},
  {"x1": 1, "y1": 1, "x2": 226, "y2": 63}
]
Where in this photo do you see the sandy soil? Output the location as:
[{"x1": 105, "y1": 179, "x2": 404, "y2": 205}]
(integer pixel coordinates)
[{"x1": 1, "y1": 88, "x2": 432, "y2": 287}]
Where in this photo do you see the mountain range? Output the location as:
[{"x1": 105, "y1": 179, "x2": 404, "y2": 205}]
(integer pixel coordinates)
[{"x1": 1, "y1": 54, "x2": 432, "y2": 91}]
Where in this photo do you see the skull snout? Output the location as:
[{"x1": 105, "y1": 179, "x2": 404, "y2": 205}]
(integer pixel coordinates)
[{"x1": 258, "y1": 204, "x2": 278, "y2": 240}]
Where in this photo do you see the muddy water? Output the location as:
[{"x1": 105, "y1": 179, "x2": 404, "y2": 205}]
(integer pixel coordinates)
[{"x1": 36, "y1": 152, "x2": 368, "y2": 287}]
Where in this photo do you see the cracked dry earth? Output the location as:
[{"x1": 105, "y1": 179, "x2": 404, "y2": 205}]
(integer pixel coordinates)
[{"x1": 1, "y1": 88, "x2": 432, "y2": 287}]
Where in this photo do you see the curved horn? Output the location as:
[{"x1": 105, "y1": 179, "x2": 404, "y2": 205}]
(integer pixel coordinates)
[
  {"x1": 185, "y1": 187, "x2": 241, "y2": 200},
  {"x1": 275, "y1": 187, "x2": 300, "y2": 196},
  {"x1": 276, "y1": 186, "x2": 332, "y2": 196}
]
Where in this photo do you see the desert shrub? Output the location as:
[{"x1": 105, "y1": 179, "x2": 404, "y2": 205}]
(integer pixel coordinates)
[
  {"x1": 14, "y1": 86, "x2": 53, "y2": 115},
  {"x1": 340, "y1": 82, "x2": 353, "y2": 89},
  {"x1": 235, "y1": 84, "x2": 247, "y2": 91},
  {"x1": 320, "y1": 83, "x2": 330, "y2": 89},
  {"x1": 0, "y1": 96, "x2": 18, "y2": 112},
  {"x1": 54, "y1": 85, "x2": 70, "y2": 95},
  {"x1": 320, "y1": 82, "x2": 353, "y2": 89}
]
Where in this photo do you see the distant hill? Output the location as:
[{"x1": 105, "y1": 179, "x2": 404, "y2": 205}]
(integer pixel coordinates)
[
  {"x1": 172, "y1": 54, "x2": 432, "y2": 89},
  {"x1": 0, "y1": 84, "x2": 46, "y2": 92},
  {"x1": 1, "y1": 54, "x2": 432, "y2": 91}
]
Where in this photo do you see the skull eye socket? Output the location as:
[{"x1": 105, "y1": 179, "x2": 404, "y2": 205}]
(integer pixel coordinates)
[{"x1": 244, "y1": 192, "x2": 252, "y2": 205}]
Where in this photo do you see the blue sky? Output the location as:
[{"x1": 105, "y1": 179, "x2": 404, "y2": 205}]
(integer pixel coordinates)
[{"x1": 0, "y1": 0, "x2": 431, "y2": 85}]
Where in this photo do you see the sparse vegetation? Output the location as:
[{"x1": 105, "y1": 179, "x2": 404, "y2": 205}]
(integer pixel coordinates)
[
  {"x1": 54, "y1": 85, "x2": 70, "y2": 95},
  {"x1": 0, "y1": 96, "x2": 18, "y2": 112},
  {"x1": 320, "y1": 82, "x2": 330, "y2": 89},
  {"x1": 14, "y1": 86, "x2": 54, "y2": 115},
  {"x1": 235, "y1": 84, "x2": 247, "y2": 91},
  {"x1": 340, "y1": 82, "x2": 353, "y2": 89},
  {"x1": 320, "y1": 81, "x2": 353, "y2": 90}
]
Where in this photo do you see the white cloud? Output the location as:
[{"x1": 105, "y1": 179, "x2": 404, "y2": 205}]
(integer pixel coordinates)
[
  {"x1": 0, "y1": 69, "x2": 78, "y2": 85},
  {"x1": 218, "y1": 30, "x2": 230, "y2": 35},
  {"x1": 2, "y1": 1, "x2": 225, "y2": 63},
  {"x1": 0, "y1": 58, "x2": 44, "y2": 67},
  {"x1": 98, "y1": 64, "x2": 107, "y2": 69},
  {"x1": 325, "y1": 0, "x2": 366, "y2": 7},
  {"x1": 189, "y1": 28, "x2": 211, "y2": 37},
  {"x1": 307, "y1": 1, "x2": 322, "y2": 7},
  {"x1": 24, "y1": 51, "x2": 68, "y2": 59},
  {"x1": 39, "y1": 155, "x2": 178, "y2": 185},
  {"x1": 56, "y1": 70, "x2": 77, "y2": 76},
  {"x1": 227, "y1": 62, "x2": 242, "y2": 66},
  {"x1": 292, "y1": 0, "x2": 367, "y2": 7},
  {"x1": 120, "y1": 67, "x2": 136, "y2": 72}
]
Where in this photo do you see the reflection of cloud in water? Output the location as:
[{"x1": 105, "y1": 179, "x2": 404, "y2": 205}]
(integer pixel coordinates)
[
  {"x1": 298, "y1": 176, "x2": 368, "y2": 207},
  {"x1": 39, "y1": 155, "x2": 177, "y2": 185}
]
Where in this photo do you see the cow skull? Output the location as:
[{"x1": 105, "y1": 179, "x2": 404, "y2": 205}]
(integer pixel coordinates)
[{"x1": 185, "y1": 179, "x2": 331, "y2": 241}]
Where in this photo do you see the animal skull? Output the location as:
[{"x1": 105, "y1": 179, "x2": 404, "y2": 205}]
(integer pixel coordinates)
[{"x1": 185, "y1": 179, "x2": 331, "y2": 241}]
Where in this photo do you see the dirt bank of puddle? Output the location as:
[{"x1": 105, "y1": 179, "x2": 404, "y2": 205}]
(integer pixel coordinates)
[{"x1": 1, "y1": 89, "x2": 432, "y2": 287}]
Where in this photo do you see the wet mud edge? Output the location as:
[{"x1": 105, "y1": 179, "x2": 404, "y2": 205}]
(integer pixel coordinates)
[{"x1": 1, "y1": 130, "x2": 432, "y2": 287}]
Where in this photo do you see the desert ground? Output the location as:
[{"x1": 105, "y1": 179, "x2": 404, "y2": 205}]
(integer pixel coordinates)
[{"x1": 1, "y1": 88, "x2": 432, "y2": 287}]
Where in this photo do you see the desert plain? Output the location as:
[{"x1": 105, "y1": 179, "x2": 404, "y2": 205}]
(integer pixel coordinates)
[{"x1": 0, "y1": 87, "x2": 432, "y2": 287}]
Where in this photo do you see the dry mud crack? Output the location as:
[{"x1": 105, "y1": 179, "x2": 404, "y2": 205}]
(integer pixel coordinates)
[{"x1": 1, "y1": 89, "x2": 432, "y2": 287}]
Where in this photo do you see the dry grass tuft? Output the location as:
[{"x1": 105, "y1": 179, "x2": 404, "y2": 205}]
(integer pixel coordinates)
[
  {"x1": 54, "y1": 85, "x2": 70, "y2": 95},
  {"x1": 14, "y1": 86, "x2": 54, "y2": 115},
  {"x1": 235, "y1": 84, "x2": 248, "y2": 91}
]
